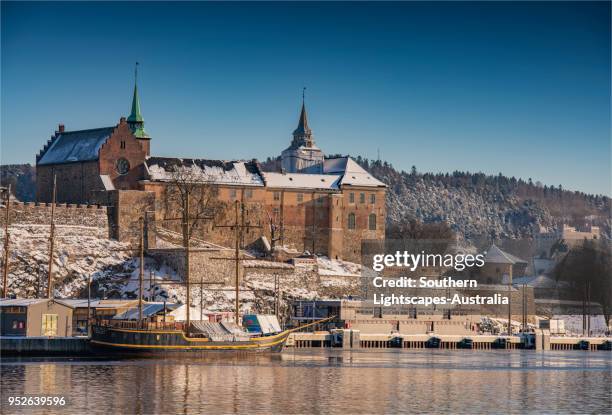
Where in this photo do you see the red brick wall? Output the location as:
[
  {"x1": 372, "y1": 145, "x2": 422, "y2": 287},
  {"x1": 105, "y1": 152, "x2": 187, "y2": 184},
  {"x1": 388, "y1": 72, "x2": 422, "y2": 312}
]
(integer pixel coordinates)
[
  {"x1": 98, "y1": 119, "x2": 148, "y2": 192},
  {"x1": 142, "y1": 181, "x2": 386, "y2": 262}
]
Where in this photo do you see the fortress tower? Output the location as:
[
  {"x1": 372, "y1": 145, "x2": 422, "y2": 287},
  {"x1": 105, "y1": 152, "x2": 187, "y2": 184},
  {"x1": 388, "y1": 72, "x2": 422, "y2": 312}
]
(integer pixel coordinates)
[{"x1": 280, "y1": 96, "x2": 324, "y2": 173}]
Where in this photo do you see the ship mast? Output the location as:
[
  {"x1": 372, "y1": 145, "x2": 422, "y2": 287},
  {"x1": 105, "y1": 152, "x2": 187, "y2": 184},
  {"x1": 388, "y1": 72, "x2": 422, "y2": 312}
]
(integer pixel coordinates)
[
  {"x1": 47, "y1": 175, "x2": 57, "y2": 298},
  {"x1": 214, "y1": 200, "x2": 261, "y2": 324},
  {"x1": 138, "y1": 217, "x2": 145, "y2": 324},
  {"x1": 2, "y1": 184, "x2": 11, "y2": 298}
]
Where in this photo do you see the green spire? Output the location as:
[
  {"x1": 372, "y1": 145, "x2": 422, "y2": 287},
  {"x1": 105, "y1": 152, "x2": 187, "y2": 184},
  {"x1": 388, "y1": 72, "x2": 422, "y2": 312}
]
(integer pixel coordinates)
[
  {"x1": 127, "y1": 62, "x2": 149, "y2": 139},
  {"x1": 127, "y1": 84, "x2": 144, "y2": 123}
]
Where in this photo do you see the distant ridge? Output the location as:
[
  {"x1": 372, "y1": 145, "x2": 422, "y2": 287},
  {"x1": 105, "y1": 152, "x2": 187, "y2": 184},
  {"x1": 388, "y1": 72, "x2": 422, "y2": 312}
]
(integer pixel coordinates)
[{"x1": 261, "y1": 155, "x2": 611, "y2": 240}]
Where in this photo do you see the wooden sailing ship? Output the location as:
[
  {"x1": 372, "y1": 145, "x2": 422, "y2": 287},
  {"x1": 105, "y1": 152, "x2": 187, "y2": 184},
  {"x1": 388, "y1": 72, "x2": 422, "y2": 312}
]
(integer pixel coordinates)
[
  {"x1": 89, "y1": 318, "x2": 326, "y2": 353},
  {"x1": 90, "y1": 200, "x2": 326, "y2": 353}
]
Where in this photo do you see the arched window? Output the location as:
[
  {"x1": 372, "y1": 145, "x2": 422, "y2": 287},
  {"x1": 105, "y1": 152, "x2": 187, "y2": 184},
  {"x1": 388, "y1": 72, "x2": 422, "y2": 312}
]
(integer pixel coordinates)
[
  {"x1": 368, "y1": 214, "x2": 376, "y2": 230},
  {"x1": 348, "y1": 213, "x2": 356, "y2": 230}
]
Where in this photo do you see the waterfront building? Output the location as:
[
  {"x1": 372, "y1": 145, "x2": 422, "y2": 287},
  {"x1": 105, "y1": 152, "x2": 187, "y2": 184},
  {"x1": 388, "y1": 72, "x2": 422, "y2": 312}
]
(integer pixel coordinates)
[{"x1": 0, "y1": 298, "x2": 73, "y2": 337}]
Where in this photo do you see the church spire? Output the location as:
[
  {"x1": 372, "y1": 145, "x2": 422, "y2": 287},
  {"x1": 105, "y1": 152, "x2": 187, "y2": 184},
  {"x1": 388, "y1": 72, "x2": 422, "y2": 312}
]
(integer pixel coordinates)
[
  {"x1": 292, "y1": 87, "x2": 314, "y2": 146},
  {"x1": 281, "y1": 87, "x2": 324, "y2": 173},
  {"x1": 127, "y1": 62, "x2": 149, "y2": 140}
]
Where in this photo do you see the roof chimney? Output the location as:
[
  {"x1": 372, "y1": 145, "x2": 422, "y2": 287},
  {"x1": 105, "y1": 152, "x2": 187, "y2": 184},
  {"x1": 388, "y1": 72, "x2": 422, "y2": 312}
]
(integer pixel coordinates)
[{"x1": 58, "y1": 124, "x2": 65, "y2": 133}]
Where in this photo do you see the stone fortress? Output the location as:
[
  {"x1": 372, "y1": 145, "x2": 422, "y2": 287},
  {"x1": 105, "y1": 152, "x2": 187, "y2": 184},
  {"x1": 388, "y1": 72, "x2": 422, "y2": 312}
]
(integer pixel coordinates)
[{"x1": 34, "y1": 74, "x2": 387, "y2": 262}]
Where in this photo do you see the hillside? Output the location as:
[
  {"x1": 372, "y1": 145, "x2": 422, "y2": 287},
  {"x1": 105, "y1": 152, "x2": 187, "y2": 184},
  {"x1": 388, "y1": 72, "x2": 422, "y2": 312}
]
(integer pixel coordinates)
[
  {"x1": 0, "y1": 164, "x2": 35, "y2": 202},
  {"x1": 262, "y1": 156, "x2": 611, "y2": 240}
]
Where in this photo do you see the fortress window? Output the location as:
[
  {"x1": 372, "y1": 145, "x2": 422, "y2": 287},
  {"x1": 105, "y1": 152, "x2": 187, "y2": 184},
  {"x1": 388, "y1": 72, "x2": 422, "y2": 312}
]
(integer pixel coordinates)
[
  {"x1": 297, "y1": 193, "x2": 303, "y2": 203},
  {"x1": 120, "y1": 140, "x2": 126, "y2": 149},
  {"x1": 349, "y1": 193, "x2": 355, "y2": 203},
  {"x1": 370, "y1": 194, "x2": 376, "y2": 204},
  {"x1": 273, "y1": 191, "x2": 281, "y2": 201},
  {"x1": 348, "y1": 213, "x2": 356, "y2": 229},
  {"x1": 368, "y1": 214, "x2": 377, "y2": 230},
  {"x1": 359, "y1": 193, "x2": 365, "y2": 203}
]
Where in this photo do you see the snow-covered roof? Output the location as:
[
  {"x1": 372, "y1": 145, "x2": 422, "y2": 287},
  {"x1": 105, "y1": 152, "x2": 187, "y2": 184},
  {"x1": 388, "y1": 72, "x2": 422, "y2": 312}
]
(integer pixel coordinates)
[
  {"x1": 56, "y1": 299, "x2": 95, "y2": 308},
  {"x1": 262, "y1": 172, "x2": 341, "y2": 190},
  {"x1": 485, "y1": 244, "x2": 527, "y2": 265},
  {"x1": 94, "y1": 299, "x2": 139, "y2": 309},
  {"x1": 324, "y1": 157, "x2": 386, "y2": 187},
  {"x1": 113, "y1": 302, "x2": 180, "y2": 320},
  {"x1": 169, "y1": 304, "x2": 222, "y2": 321},
  {"x1": 0, "y1": 298, "x2": 51, "y2": 306},
  {"x1": 100, "y1": 175, "x2": 115, "y2": 191},
  {"x1": 145, "y1": 157, "x2": 264, "y2": 187},
  {"x1": 37, "y1": 127, "x2": 115, "y2": 165}
]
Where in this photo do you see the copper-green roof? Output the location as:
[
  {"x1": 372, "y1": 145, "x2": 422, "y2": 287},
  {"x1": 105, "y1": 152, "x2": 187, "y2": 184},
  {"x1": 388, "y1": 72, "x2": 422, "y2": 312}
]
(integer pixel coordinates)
[{"x1": 127, "y1": 84, "x2": 144, "y2": 123}]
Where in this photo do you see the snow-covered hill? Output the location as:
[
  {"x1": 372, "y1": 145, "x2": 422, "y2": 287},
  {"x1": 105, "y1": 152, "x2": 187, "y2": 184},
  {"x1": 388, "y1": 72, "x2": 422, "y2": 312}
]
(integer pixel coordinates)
[{"x1": 1, "y1": 225, "x2": 361, "y2": 318}]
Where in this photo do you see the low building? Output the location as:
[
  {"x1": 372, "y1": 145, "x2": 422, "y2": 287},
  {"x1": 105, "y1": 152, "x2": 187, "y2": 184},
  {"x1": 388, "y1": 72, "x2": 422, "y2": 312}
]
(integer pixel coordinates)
[
  {"x1": 90, "y1": 299, "x2": 139, "y2": 320},
  {"x1": 477, "y1": 244, "x2": 528, "y2": 284},
  {"x1": 0, "y1": 299, "x2": 73, "y2": 337}
]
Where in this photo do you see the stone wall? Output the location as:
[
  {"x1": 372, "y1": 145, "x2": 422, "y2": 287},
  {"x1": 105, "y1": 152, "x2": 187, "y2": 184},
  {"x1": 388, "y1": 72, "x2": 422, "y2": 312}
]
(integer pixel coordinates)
[
  {"x1": 90, "y1": 190, "x2": 156, "y2": 245},
  {"x1": 148, "y1": 247, "x2": 238, "y2": 285},
  {"x1": 0, "y1": 201, "x2": 108, "y2": 230}
]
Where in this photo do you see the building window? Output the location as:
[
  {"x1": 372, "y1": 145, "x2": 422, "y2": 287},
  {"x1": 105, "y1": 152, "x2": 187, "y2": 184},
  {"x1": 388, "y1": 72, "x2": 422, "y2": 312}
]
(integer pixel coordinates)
[
  {"x1": 245, "y1": 189, "x2": 253, "y2": 199},
  {"x1": 116, "y1": 158, "x2": 130, "y2": 175},
  {"x1": 348, "y1": 213, "x2": 356, "y2": 229},
  {"x1": 297, "y1": 193, "x2": 303, "y2": 203},
  {"x1": 370, "y1": 194, "x2": 376, "y2": 204},
  {"x1": 369, "y1": 214, "x2": 377, "y2": 230},
  {"x1": 273, "y1": 207, "x2": 280, "y2": 216},
  {"x1": 316, "y1": 197, "x2": 324, "y2": 205},
  {"x1": 273, "y1": 191, "x2": 281, "y2": 201},
  {"x1": 349, "y1": 193, "x2": 355, "y2": 203},
  {"x1": 360, "y1": 193, "x2": 365, "y2": 204},
  {"x1": 120, "y1": 140, "x2": 126, "y2": 149},
  {"x1": 41, "y1": 314, "x2": 58, "y2": 336},
  {"x1": 230, "y1": 189, "x2": 237, "y2": 199}
]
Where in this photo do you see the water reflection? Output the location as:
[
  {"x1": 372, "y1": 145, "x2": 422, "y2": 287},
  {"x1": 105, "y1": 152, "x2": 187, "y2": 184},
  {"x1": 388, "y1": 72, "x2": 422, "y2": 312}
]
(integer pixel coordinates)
[{"x1": 1, "y1": 350, "x2": 610, "y2": 414}]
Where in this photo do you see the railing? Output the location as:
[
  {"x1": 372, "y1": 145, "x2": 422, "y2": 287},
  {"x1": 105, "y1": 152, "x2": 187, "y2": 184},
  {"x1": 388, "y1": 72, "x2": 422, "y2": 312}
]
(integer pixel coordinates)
[{"x1": 94, "y1": 319, "x2": 186, "y2": 331}]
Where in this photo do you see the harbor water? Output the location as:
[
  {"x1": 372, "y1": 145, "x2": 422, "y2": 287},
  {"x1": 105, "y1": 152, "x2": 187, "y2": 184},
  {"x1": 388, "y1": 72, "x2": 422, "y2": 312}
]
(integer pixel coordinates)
[{"x1": 1, "y1": 349, "x2": 611, "y2": 414}]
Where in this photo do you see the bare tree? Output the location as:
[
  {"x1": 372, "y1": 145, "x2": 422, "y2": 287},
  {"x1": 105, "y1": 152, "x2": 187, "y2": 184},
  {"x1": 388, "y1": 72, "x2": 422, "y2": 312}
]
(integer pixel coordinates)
[
  {"x1": 161, "y1": 160, "x2": 225, "y2": 332},
  {"x1": 164, "y1": 161, "x2": 224, "y2": 240},
  {"x1": 266, "y1": 209, "x2": 283, "y2": 253},
  {"x1": 552, "y1": 239, "x2": 612, "y2": 329}
]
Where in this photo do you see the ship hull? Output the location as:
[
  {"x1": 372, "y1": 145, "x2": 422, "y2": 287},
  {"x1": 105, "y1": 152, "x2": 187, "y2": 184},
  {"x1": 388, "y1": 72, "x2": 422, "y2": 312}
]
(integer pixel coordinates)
[{"x1": 90, "y1": 325, "x2": 290, "y2": 354}]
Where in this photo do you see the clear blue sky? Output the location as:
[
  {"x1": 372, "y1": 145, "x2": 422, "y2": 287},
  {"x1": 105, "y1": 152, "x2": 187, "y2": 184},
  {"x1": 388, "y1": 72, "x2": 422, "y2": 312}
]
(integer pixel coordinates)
[{"x1": 1, "y1": 1, "x2": 610, "y2": 195}]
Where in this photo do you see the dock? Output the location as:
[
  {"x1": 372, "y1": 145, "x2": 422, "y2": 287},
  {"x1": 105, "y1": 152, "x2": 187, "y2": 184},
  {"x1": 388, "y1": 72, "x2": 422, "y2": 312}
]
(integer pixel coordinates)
[
  {"x1": 287, "y1": 330, "x2": 612, "y2": 351},
  {"x1": 1, "y1": 336, "x2": 91, "y2": 356}
]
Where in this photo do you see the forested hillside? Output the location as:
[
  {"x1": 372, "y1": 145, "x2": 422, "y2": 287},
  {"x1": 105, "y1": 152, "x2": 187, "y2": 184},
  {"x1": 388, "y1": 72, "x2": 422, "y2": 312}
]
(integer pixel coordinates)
[{"x1": 262, "y1": 156, "x2": 610, "y2": 240}]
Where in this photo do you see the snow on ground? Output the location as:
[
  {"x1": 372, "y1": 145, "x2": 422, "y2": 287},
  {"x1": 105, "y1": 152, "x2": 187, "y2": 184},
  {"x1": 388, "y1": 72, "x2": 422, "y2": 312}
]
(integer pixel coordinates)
[
  {"x1": 317, "y1": 256, "x2": 360, "y2": 276},
  {"x1": 1, "y1": 224, "x2": 130, "y2": 298},
  {"x1": 1, "y1": 225, "x2": 365, "y2": 319},
  {"x1": 554, "y1": 314, "x2": 610, "y2": 336}
]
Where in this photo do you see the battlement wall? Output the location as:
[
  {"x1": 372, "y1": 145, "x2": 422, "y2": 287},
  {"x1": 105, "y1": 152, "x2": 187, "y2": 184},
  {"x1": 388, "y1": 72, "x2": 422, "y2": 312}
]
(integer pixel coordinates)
[{"x1": 0, "y1": 201, "x2": 109, "y2": 230}]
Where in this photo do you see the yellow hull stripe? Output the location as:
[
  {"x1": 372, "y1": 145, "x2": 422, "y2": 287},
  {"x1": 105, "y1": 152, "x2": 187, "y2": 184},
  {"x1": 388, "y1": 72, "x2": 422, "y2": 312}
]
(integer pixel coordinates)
[{"x1": 90, "y1": 336, "x2": 287, "y2": 350}]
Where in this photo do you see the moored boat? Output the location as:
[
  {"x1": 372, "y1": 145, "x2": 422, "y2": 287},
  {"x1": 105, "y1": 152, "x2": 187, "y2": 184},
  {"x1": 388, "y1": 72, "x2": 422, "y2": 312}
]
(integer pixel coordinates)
[{"x1": 90, "y1": 317, "x2": 332, "y2": 354}]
